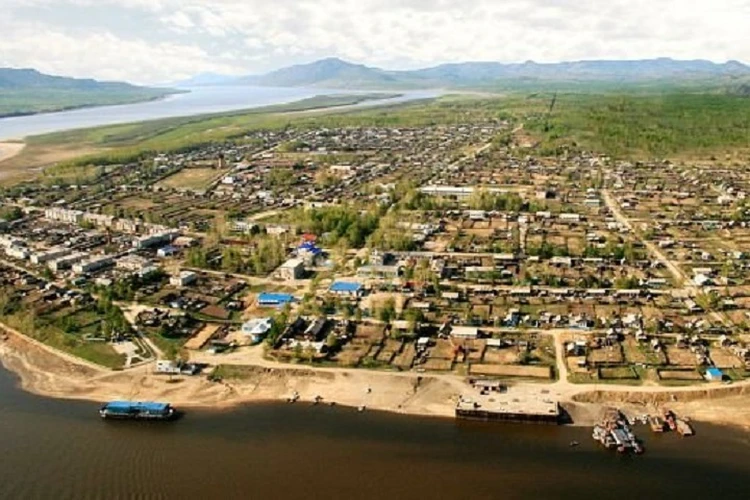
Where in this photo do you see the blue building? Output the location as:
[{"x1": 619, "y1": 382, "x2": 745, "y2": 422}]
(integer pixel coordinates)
[
  {"x1": 329, "y1": 281, "x2": 363, "y2": 297},
  {"x1": 705, "y1": 367, "x2": 724, "y2": 381},
  {"x1": 258, "y1": 293, "x2": 295, "y2": 307},
  {"x1": 297, "y1": 242, "x2": 323, "y2": 265}
]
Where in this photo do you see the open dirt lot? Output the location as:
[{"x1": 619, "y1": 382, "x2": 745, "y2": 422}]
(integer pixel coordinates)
[{"x1": 157, "y1": 167, "x2": 226, "y2": 191}]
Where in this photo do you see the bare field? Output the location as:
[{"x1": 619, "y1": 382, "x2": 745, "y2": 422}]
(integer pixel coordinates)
[
  {"x1": 469, "y1": 363, "x2": 552, "y2": 379},
  {"x1": 658, "y1": 369, "x2": 703, "y2": 381},
  {"x1": 157, "y1": 167, "x2": 226, "y2": 191}
]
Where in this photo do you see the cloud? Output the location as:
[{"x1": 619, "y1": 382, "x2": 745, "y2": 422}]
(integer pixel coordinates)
[{"x1": 1, "y1": 0, "x2": 749, "y2": 83}]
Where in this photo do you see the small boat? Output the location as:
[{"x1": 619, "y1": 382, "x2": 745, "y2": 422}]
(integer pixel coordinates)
[
  {"x1": 358, "y1": 405, "x2": 366, "y2": 412},
  {"x1": 664, "y1": 410, "x2": 677, "y2": 431},
  {"x1": 100, "y1": 401, "x2": 175, "y2": 421},
  {"x1": 649, "y1": 416, "x2": 666, "y2": 433},
  {"x1": 676, "y1": 418, "x2": 694, "y2": 437},
  {"x1": 569, "y1": 440, "x2": 580, "y2": 447}
]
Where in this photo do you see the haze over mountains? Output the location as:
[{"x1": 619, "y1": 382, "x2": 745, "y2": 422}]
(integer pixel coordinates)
[{"x1": 180, "y1": 57, "x2": 750, "y2": 89}]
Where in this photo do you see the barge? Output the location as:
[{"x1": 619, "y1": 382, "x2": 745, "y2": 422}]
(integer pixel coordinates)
[
  {"x1": 100, "y1": 401, "x2": 176, "y2": 421},
  {"x1": 456, "y1": 392, "x2": 560, "y2": 424},
  {"x1": 592, "y1": 409, "x2": 643, "y2": 454}
]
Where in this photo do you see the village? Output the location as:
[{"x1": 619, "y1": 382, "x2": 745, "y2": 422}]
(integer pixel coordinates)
[{"x1": 1, "y1": 120, "x2": 749, "y2": 424}]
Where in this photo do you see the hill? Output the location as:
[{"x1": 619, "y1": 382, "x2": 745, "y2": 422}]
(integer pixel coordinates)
[
  {"x1": 0, "y1": 68, "x2": 178, "y2": 118},
  {"x1": 204, "y1": 57, "x2": 750, "y2": 90}
]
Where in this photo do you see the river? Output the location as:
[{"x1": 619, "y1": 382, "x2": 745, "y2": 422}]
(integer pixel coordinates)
[
  {"x1": 0, "y1": 86, "x2": 439, "y2": 141},
  {"x1": 0, "y1": 367, "x2": 748, "y2": 499}
]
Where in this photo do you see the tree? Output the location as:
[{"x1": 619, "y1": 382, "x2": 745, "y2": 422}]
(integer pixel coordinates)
[{"x1": 378, "y1": 297, "x2": 396, "y2": 324}]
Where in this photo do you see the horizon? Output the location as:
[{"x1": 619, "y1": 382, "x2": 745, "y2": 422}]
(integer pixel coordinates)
[
  {"x1": 2, "y1": 0, "x2": 749, "y2": 85},
  {"x1": 4, "y1": 55, "x2": 750, "y2": 86}
]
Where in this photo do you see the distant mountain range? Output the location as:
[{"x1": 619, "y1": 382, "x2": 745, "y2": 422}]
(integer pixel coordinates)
[
  {"x1": 0, "y1": 68, "x2": 177, "y2": 118},
  {"x1": 178, "y1": 57, "x2": 750, "y2": 90}
]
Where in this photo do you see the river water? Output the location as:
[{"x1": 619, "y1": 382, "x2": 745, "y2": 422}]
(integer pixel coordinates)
[
  {"x1": 0, "y1": 86, "x2": 438, "y2": 141},
  {"x1": 0, "y1": 367, "x2": 748, "y2": 499}
]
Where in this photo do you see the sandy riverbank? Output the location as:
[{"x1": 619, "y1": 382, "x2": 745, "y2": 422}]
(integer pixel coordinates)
[
  {"x1": 0, "y1": 330, "x2": 460, "y2": 417},
  {"x1": 0, "y1": 142, "x2": 25, "y2": 163},
  {"x1": 2, "y1": 328, "x2": 750, "y2": 430}
]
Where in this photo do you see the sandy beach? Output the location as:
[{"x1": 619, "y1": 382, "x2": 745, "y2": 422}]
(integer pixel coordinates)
[
  {"x1": 2, "y1": 327, "x2": 750, "y2": 430},
  {"x1": 0, "y1": 142, "x2": 25, "y2": 163}
]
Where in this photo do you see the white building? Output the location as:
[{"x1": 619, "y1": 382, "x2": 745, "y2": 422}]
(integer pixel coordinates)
[
  {"x1": 44, "y1": 207, "x2": 84, "y2": 224},
  {"x1": 30, "y1": 247, "x2": 72, "y2": 265},
  {"x1": 133, "y1": 231, "x2": 178, "y2": 250},
  {"x1": 241, "y1": 317, "x2": 274, "y2": 344},
  {"x1": 277, "y1": 259, "x2": 305, "y2": 281},
  {"x1": 72, "y1": 255, "x2": 114, "y2": 275},
  {"x1": 170, "y1": 270, "x2": 197, "y2": 288}
]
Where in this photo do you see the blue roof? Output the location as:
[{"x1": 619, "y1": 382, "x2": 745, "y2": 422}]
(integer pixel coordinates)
[
  {"x1": 104, "y1": 401, "x2": 169, "y2": 411},
  {"x1": 298, "y1": 242, "x2": 323, "y2": 254},
  {"x1": 258, "y1": 292, "x2": 294, "y2": 304},
  {"x1": 329, "y1": 281, "x2": 362, "y2": 293},
  {"x1": 706, "y1": 367, "x2": 723, "y2": 376}
]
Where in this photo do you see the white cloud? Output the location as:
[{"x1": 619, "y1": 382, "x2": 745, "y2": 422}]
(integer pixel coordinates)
[{"x1": 1, "y1": 0, "x2": 749, "y2": 83}]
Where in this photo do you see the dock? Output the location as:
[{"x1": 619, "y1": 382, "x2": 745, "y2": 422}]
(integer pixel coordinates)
[{"x1": 456, "y1": 389, "x2": 560, "y2": 424}]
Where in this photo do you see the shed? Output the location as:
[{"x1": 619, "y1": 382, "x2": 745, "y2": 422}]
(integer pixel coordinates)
[{"x1": 705, "y1": 367, "x2": 724, "y2": 381}]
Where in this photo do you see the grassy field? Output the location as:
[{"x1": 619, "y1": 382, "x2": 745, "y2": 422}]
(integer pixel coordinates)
[
  {"x1": 0, "y1": 88, "x2": 175, "y2": 118},
  {"x1": 1, "y1": 311, "x2": 126, "y2": 369}
]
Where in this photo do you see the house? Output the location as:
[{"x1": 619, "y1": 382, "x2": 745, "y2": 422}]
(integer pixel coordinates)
[
  {"x1": 257, "y1": 293, "x2": 294, "y2": 307},
  {"x1": 155, "y1": 360, "x2": 181, "y2": 374},
  {"x1": 241, "y1": 317, "x2": 274, "y2": 344},
  {"x1": 329, "y1": 281, "x2": 363, "y2": 297},
  {"x1": 705, "y1": 367, "x2": 724, "y2": 381},
  {"x1": 170, "y1": 270, "x2": 197, "y2": 288},
  {"x1": 450, "y1": 326, "x2": 479, "y2": 340},
  {"x1": 693, "y1": 274, "x2": 713, "y2": 287},
  {"x1": 157, "y1": 245, "x2": 179, "y2": 258},
  {"x1": 357, "y1": 265, "x2": 400, "y2": 279},
  {"x1": 277, "y1": 258, "x2": 305, "y2": 281},
  {"x1": 297, "y1": 242, "x2": 323, "y2": 265}
]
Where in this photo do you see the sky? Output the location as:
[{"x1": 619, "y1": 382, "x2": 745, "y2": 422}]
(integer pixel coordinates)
[{"x1": 1, "y1": 0, "x2": 749, "y2": 84}]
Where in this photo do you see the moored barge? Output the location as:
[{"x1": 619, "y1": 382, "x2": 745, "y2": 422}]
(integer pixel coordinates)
[{"x1": 100, "y1": 401, "x2": 176, "y2": 421}]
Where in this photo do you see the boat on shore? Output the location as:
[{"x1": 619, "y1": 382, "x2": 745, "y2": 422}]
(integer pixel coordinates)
[
  {"x1": 99, "y1": 401, "x2": 176, "y2": 421},
  {"x1": 664, "y1": 410, "x2": 677, "y2": 431},
  {"x1": 649, "y1": 416, "x2": 666, "y2": 433},
  {"x1": 676, "y1": 418, "x2": 694, "y2": 437}
]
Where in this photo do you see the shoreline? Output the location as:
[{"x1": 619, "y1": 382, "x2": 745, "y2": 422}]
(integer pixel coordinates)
[
  {"x1": 0, "y1": 142, "x2": 25, "y2": 163},
  {"x1": 2, "y1": 327, "x2": 750, "y2": 431}
]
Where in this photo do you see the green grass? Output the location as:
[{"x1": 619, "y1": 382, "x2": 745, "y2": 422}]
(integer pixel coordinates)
[
  {"x1": 0, "y1": 88, "x2": 176, "y2": 118},
  {"x1": 145, "y1": 331, "x2": 187, "y2": 355},
  {"x1": 2, "y1": 312, "x2": 126, "y2": 368},
  {"x1": 210, "y1": 364, "x2": 261, "y2": 380}
]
